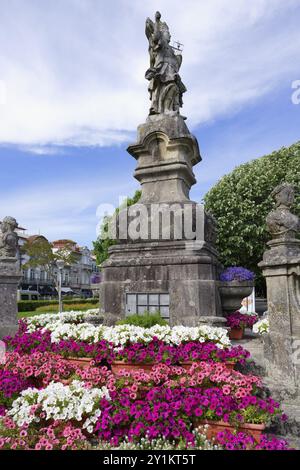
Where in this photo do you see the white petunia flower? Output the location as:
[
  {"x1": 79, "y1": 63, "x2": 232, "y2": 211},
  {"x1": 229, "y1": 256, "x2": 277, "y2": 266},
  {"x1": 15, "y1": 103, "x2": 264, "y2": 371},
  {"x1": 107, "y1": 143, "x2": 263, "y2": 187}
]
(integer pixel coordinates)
[{"x1": 8, "y1": 380, "x2": 110, "y2": 431}]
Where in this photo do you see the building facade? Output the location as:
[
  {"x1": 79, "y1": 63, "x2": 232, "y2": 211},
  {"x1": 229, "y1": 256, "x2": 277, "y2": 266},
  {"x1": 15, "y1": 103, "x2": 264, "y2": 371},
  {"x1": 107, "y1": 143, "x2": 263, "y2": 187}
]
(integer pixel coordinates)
[{"x1": 18, "y1": 231, "x2": 99, "y2": 298}]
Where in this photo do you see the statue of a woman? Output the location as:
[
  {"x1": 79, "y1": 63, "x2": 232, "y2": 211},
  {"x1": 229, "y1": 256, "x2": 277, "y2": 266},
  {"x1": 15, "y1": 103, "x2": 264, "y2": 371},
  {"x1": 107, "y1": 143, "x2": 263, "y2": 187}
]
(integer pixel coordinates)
[
  {"x1": 0, "y1": 216, "x2": 19, "y2": 258},
  {"x1": 145, "y1": 12, "x2": 186, "y2": 116}
]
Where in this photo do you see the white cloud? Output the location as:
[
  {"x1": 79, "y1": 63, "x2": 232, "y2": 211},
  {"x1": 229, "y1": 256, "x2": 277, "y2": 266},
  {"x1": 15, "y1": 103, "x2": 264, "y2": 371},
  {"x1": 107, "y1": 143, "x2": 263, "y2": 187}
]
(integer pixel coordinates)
[
  {"x1": 0, "y1": 0, "x2": 299, "y2": 149},
  {"x1": 0, "y1": 178, "x2": 138, "y2": 246}
]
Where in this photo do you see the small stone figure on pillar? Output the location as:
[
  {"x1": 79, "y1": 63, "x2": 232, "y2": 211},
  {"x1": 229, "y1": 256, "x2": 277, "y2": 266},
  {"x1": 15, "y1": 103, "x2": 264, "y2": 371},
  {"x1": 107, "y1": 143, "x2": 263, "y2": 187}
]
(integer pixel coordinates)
[
  {"x1": 145, "y1": 11, "x2": 186, "y2": 116},
  {"x1": 0, "y1": 216, "x2": 19, "y2": 259},
  {"x1": 266, "y1": 183, "x2": 300, "y2": 240}
]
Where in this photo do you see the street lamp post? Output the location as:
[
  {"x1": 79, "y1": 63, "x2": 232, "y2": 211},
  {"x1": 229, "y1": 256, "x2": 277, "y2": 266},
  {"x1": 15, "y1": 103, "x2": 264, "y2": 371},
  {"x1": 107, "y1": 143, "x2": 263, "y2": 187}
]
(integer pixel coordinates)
[{"x1": 56, "y1": 260, "x2": 65, "y2": 315}]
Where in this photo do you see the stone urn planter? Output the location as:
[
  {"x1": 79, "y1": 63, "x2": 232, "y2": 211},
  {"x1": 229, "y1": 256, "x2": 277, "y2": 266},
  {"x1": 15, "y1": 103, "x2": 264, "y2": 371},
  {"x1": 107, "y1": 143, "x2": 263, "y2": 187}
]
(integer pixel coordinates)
[
  {"x1": 111, "y1": 361, "x2": 156, "y2": 375},
  {"x1": 195, "y1": 419, "x2": 265, "y2": 443},
  {"x1": 218, "y1": 281, "x2": 254, "y2": 315}
]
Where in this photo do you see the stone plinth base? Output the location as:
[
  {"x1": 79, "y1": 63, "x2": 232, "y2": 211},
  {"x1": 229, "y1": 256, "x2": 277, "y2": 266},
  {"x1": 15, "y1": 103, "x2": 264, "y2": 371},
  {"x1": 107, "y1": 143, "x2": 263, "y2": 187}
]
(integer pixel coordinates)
[
  {"x1": 198, "y1": 316, "x2": 228, "y2": 328},
  {"x1": 0, "y1": 324, "x2": 19, "y2": 339},
  {"x1": 263, "y1": 332, "x2": 300, "y2": 397},
  {"x1": 259, "y1": 239, "x2": 300, "y2": 395},
  {"x1": 0, "y1": 258, "x2": 21, "y2": 340},
  {"x1": 100, "y1": 240, "x2": 222, "y2": 326}
]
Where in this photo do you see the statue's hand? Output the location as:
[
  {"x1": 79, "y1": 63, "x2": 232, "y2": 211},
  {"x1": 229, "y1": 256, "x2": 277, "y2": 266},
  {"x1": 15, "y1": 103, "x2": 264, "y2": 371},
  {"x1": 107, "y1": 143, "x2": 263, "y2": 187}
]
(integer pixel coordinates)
[{"x1": 145, "y1": 68, "x2": 155, "y2": 80}]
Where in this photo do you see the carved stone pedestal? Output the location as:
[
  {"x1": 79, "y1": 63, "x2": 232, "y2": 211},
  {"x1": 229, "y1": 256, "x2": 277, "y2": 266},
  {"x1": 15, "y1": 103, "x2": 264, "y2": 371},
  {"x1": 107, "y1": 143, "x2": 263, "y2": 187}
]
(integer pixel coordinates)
[
  {"x1": 100, "y1": 113, "x2": 228, "y2": 325},
  {"x1": 100, "y1": 239, "x2": 223, "y2": 326},
  {"x1": 0, "y1": 258, "x2": 21, "y2": 339},
  {"x1": 258, "y1": 183, "x2": 300, "y2": 396}
]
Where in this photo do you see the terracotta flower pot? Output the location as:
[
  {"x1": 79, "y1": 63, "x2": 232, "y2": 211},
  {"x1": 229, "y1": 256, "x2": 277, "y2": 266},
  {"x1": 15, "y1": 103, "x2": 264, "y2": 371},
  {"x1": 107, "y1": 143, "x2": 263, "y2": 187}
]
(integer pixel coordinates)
[
  {"x1": 195, "y1": 419, "x2": 265, "y2": 443},
  {"x1": 180, "y1": 361, "x2": 236, "y2": 372},
  {"x1": 224, "y1": 361, "x2": 236, "y2": 371},
  {"x1": 111, "y1": 361, "x2": 155, "y2": 375},
  {"x1": 229, "y1": 327, "x2": 244, "y2": 340},
  {"x1": 60, "y1": 378, "x2": 72, "y2": 386},
  {"x1": 180, "y1": 361, "x2": 194, "y2": 371},
  {"x1": 64, "y1": 357, "x2": 92, "y2": 368}
]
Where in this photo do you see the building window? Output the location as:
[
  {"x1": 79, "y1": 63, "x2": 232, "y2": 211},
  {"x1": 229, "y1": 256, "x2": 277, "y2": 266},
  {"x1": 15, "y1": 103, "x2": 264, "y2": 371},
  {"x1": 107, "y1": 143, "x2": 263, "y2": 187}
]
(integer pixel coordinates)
[
  {"x1": 30, "y1": 270, "x2": 35, "y2": 280},
  {"x1": 126, "y1": 293, "x2": 170, "y2": 319}
]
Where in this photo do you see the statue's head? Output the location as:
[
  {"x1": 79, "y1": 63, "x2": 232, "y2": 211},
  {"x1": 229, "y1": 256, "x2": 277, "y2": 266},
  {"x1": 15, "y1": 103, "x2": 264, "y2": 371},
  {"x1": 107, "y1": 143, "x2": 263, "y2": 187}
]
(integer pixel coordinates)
[
  {"x1": 1, "y1": 216, "x2": 18, "y2": 232},
  {"x1": 155, "y1": 11, "x2": 161, "y2": 21},
  {"x1": 271, "y1": 182, "x2": 295, "y2": 208}
]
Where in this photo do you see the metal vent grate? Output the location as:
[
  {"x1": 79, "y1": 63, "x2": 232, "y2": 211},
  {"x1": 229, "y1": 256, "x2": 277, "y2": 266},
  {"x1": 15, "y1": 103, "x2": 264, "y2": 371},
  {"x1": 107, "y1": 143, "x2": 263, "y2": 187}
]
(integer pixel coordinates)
[{"x1": 126, "y1": 293, "x2": 170, "y2": 319}]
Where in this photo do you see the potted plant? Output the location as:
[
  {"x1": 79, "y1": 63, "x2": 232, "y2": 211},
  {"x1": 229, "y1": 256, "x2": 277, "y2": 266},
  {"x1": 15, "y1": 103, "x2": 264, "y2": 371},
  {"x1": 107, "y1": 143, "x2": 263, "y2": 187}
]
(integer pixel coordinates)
[
  {"x1": 198, "y1": 419, "x2": 266, "y2": 443},
  {"x1": 194, "y1": 396, "x2": 281, "y2": 443},
  {"x1": 218, "y1": 267, "x2": 255, "y2": 315},
  {"x1": 226, "y1": 311, "x2": 258, "y2": 340},
  {"x1": 110, "y1": 339, "x2": 167, "y2": 375}
]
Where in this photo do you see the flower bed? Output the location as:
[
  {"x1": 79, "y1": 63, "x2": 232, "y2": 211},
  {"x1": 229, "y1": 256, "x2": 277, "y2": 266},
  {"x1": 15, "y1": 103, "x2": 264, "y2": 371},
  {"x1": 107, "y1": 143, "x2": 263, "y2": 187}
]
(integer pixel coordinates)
[
  {"x1": 93, "y1": 364, "x2": 283, "y2": 446},
  {"x1": 0, "y1": 312, "x2": 293, "y2": 451},
  {"x1": 5, "y1": 320, "x2": 251, "y2": 367},
  {"x1": 24, "y1": 309, "x2": 101, "y2": 333},
  {"x1": 0, "y1": 358, "x2": 290, "y2": 450},
  {"x1": 6, "y1": 320, "x2": 250, "y2": 372}
]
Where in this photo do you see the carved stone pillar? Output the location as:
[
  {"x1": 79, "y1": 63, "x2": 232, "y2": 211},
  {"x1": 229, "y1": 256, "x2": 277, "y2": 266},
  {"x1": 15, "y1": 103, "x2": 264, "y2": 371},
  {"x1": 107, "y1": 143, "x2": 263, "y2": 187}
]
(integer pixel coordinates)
[
  {"x1": 0, "y1": 216, "x2": 21, "y2": 339},
  {"x1": 0, "y1": 258, "x2": 21, "y2": 338},
  {"x1": 258, "y1": 183, "x2": 300, "y2": 395}
]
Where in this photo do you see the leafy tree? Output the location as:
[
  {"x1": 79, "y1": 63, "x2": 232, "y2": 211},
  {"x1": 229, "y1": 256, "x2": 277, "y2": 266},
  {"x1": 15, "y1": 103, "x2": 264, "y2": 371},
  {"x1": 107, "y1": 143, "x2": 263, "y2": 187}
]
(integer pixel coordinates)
[
  {"x1": 22, "y1": 237, "x2": 54, "y2": 273},
  {"x1": 22, "y1": 237, "x2": 79, "y2": 287},
  {"x1": 93, "y1": 190, "x2": 142, "y2": 266},
  {"x1": 204, "y1": 142, "x2": 300, "y2": 295}
]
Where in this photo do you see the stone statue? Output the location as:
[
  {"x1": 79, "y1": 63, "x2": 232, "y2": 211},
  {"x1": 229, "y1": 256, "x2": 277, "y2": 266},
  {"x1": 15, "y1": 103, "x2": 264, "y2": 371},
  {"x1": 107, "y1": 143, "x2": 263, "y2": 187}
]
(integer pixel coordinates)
[
  {"x1": 266, "y1": 183, "x2": 300, "y2": 240},
  {"x1": 0, "y1": 216, "x2": 19, "y2": 259},
  {"x1": 145, "y1": 11, "x2": 186, "y2": 116}
]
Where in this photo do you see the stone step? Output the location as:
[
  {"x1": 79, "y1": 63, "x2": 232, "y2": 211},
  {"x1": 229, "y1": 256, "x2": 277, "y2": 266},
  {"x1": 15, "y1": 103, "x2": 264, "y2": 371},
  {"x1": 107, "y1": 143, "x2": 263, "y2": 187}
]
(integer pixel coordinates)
[
  {"x1": 232, "y1": 330, "x2": 267, "y2": 376},
  {"x1": 275, "y1": 434, "x2": 300, "y2": 450},
  {"x1": 231, "y1": 332, "x2": 300, "y2": 449}
]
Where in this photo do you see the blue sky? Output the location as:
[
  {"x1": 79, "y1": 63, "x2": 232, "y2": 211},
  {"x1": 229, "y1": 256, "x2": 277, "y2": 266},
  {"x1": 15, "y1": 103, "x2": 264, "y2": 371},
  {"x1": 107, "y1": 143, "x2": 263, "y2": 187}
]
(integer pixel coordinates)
[{"x1": 0, "y1": 0, "x2": 300, "y2": 247}]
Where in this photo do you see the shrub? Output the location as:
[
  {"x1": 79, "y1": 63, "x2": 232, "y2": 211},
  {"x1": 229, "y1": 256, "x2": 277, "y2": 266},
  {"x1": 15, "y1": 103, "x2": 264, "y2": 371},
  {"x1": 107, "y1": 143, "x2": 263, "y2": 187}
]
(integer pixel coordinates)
[
  {"x1": 18, "y1": 298, "x2": 98, "y2": 312},
  {"x1": 35, "y1": 303, "x2": 99, "y2": 313},
  {"x1": 116, "y1": 312, "x2": 168, "y2": 328}
]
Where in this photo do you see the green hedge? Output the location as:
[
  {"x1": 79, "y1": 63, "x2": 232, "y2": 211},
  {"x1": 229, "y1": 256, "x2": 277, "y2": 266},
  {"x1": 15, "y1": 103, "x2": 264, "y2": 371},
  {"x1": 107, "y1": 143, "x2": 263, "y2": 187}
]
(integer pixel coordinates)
[
  {"x1": 35, "y1": 302, "x2": 99, "y2": 313},
  {"x1": 18, "y1": 298, "x2": 98, "y2": 312}
]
